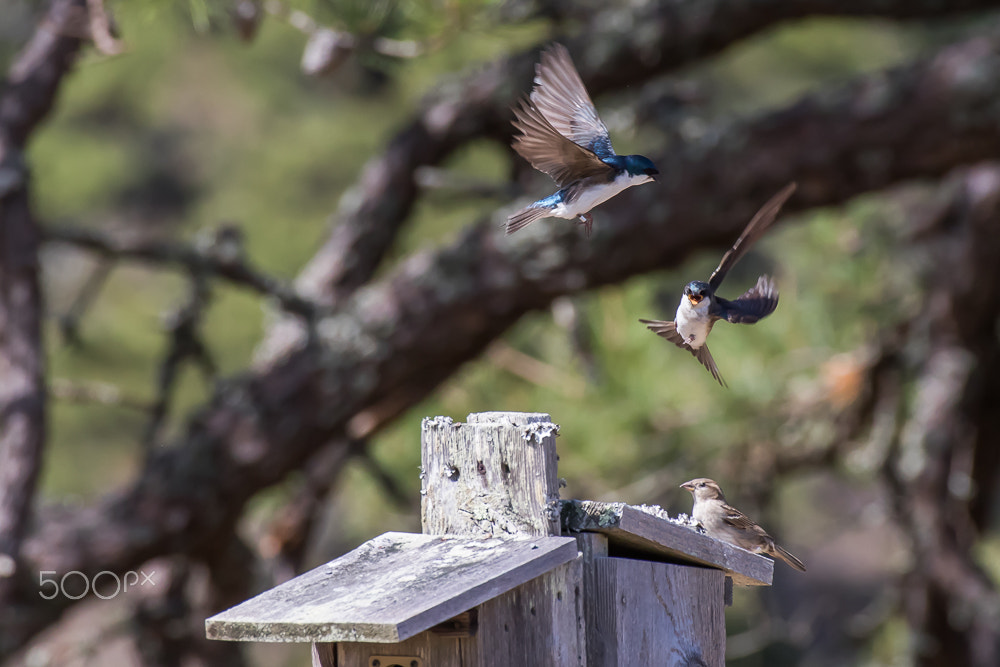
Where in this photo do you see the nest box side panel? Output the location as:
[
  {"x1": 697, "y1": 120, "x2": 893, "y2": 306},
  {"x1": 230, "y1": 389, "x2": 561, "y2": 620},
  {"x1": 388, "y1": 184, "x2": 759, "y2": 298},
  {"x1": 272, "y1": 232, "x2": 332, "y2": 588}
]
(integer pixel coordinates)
[{"x1": 589, "y1": 558, "x2": 725, "y2": 667}]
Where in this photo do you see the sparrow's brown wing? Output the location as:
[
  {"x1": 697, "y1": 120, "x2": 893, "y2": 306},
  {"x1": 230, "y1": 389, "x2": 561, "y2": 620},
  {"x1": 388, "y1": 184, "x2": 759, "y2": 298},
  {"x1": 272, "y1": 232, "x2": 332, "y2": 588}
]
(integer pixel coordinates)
[
  {"x1": 639, "y1": 319, "x2": 727, "y2": 387},
  {"x1": 720, "y1": 503, "x2": 762, "y2": 532},
  {"x1": 716, "y1": 275, "x2": 779, "y2": 324},
  {"x1": 530, "y1": 44, "x2": 615, "y2": 157},
  {"x1": 512, "y1": 98, "x2": 614, "y2": 187},
  {"x1": 709, "y1": 183, "x2": 796, "y2": 292}
]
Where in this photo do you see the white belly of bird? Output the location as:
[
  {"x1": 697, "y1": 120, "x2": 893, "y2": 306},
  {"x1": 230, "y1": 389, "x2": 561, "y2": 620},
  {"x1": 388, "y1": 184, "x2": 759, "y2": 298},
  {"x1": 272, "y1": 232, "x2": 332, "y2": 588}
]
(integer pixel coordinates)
[
  {"x1": 675, "y1": 300, "x2": 712, "y2": 349},
  {"x1": 551, "y1": 173, "x2": 649, "y2": 219}
]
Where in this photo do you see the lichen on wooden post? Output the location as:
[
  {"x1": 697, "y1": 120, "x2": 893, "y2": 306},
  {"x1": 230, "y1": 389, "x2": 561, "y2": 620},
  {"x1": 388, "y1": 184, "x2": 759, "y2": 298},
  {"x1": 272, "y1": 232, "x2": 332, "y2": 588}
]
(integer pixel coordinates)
[{"x1": 421, "y1": 412, "x2": 562, "y2": 538}]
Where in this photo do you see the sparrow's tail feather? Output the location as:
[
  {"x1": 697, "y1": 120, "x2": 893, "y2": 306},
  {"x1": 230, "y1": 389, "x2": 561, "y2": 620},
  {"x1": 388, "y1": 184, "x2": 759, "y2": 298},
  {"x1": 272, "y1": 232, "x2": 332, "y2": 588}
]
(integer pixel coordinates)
[
  {"x1": 506, "y1": 205, "x2": 550, "y2": 235},
  {"x1": 773, "y1": 544, "x2": 806, "y2": 572}
]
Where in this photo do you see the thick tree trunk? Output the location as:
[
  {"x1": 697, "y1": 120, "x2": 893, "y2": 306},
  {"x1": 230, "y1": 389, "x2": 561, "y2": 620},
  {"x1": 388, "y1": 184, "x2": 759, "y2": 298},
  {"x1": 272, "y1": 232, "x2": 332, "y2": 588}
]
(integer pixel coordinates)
[
  {"x1": 0, "y1": 0, "x2": 85, "y2": 625},
  {"x1": 885, "y1": 166, "x2": 1000, "y2": 667}
]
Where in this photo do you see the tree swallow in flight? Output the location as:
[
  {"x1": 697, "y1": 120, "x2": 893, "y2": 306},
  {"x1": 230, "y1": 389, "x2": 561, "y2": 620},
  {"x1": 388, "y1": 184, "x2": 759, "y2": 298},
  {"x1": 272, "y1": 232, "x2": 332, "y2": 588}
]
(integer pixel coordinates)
[
  {"x1": 639, "y1": 183, "x2": 796, "y2": 386},
  {"x1": 506, "y1": 44, "x2": 660, "y2": 236}
]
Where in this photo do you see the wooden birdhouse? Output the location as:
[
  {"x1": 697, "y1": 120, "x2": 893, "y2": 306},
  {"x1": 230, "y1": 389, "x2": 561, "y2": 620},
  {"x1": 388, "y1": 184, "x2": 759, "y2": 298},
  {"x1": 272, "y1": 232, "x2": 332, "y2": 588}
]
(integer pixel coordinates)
[{"x1": 206, "y1": 412, "x2": 773, "y2": 666}]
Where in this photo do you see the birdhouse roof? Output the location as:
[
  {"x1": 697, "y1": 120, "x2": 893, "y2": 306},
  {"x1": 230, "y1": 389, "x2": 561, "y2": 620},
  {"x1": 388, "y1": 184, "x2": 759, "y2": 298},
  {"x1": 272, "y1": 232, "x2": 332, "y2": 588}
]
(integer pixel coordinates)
[
  {"x1": 206, "y1": 531, "x2": 577, "y2": 644},
  {"x1": 562, "y1": 500, "x2": 773, "y2": 586}
]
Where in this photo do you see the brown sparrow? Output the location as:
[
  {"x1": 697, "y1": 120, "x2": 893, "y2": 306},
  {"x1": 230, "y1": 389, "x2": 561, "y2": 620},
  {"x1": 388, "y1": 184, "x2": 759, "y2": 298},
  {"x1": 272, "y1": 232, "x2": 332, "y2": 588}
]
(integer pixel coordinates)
[{"x1": 681, "y1": 478, "x2": 806, "y2": 571}]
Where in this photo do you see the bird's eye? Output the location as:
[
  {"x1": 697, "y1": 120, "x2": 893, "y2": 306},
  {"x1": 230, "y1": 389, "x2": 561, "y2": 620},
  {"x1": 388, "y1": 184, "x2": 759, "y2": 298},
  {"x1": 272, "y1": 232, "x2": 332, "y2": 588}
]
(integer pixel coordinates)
[{"x1": 697, "y1": 482, "x2": 706, "y2": 488}]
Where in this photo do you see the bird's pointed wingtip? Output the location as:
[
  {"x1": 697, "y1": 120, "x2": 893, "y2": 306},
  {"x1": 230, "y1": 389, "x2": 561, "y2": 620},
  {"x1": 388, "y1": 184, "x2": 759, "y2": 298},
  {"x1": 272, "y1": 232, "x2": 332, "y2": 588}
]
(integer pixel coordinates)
[
  {"x1": 774, "y1": 181, "x2": 798, "y2": 205},
  {"x1": 542, "y1": 42, "x2": 570, "y2": 58}
]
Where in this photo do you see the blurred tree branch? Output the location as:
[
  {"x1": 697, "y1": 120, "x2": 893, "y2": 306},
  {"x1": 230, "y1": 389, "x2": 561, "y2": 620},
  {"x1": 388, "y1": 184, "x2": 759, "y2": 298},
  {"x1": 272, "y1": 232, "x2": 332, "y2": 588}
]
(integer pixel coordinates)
[
  {"x1": 142, "y1": 273, "x2": 217, "y2": 450},
  {"x1": 45, "y1": 224, "x2": 317, "y2": 319},
  {"x1": 260, "y1": 0, "x2": 427, "y2": 76},
  {"x1": 85, "y1": 0, "x2": 122, "y2": 56},
  {"x1": 50, "y1": 378, "x2": 152, "y2": 412},
  {"x1": 57, "y1": 258, "x2": 111, "y2": 345},
  {"x1": 260, "y1": 440, "x2": 357, "y2": 582},
  {"x1": 260, "y1": 437, "x2": 412, "y2": 584},
  {"x1": 879, "y1": 166, "x2": 1000, "y2": 667}
]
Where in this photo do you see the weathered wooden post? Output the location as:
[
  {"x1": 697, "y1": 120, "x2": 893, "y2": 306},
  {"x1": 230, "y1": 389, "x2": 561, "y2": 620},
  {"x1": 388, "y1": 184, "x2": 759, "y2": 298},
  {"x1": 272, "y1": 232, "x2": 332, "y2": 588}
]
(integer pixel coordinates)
[
  {"x1": 206, "y1": 412, "x2": 773, "y2": 666},
  {"x1": 327, "y1": 411, "x2": 583, "y2": 666}
]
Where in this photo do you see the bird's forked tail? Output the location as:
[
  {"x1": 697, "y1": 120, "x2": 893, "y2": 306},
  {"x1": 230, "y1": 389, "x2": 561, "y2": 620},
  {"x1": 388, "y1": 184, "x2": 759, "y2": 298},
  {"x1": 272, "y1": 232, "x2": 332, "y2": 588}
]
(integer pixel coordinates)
[{"x1": 506, "y1": 205, "x2": 550, "y2": 235}]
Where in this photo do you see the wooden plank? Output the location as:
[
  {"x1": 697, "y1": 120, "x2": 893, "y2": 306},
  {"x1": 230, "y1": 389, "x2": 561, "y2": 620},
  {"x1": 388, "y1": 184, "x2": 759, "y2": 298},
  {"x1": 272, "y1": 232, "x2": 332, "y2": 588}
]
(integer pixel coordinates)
[
  {"x1": 421, "y1": 412, "x2": 561, "y2": 537},
  {"x1": 312, "y1": 642, "x2": 335, "y2": 667},
  {"x1": 590, "y1": 558, "x2": 725, "y2": 667},
  {"x1": 575, "y1": 532, "x2": 607, "y2": 667},
  {"x1": 336, "y1": 561, "x2": 585, "y2": 667},
  {"x1": 427, "y1": 609, "x2": 477, "y2": 637},
  {"x1": 205, "y1": 531, "x2": 577, "y2": 643},
  {"x1": 562, "y1": 500, "x2": 772, "y2": 586},
  {"x1": 476, "y1": 559, "x2": 585, "y2": 667}
]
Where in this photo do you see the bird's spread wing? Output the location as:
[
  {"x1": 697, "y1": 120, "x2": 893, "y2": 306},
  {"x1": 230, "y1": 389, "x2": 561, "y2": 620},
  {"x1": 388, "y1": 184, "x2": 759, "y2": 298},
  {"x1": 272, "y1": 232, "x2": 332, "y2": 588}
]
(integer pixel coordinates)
[
  {"x1": 639, "y1": 319, "x2": 727, "y2": 387},
  {"x1": 709, "y1": 182, "x2": 796, "y2": 291},
  {"x1": 530, "y1": 44, "x2": 615, "y2": 158},
  {"x1": 512, "y1": 98, "x2": 614, "y2": 187},
  {"x1": 717, "y1": 275, "x2": 779, "y2": 324}
]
